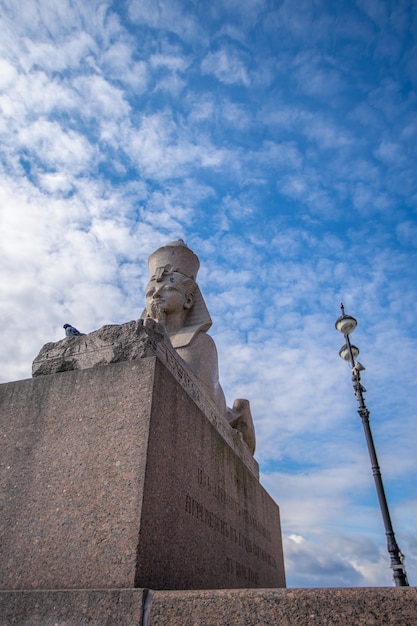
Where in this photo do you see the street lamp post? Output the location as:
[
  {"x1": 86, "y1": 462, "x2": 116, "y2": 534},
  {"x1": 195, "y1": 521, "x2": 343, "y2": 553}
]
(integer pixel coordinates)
[{"x1": 335, "y1": 303, "x2": 408, "y2": 587}]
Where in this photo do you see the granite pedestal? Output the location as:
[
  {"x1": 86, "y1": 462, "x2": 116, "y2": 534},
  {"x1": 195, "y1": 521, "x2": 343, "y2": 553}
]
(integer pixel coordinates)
[
  {"x1": 2, "y1": 328, "x2": 417, "y2": 624},
  {"x1": 1, "y1": 348, "x2": 285, "y2": 591},
  {"x1": 1, "y1": 587, "x2": 416, "y2": 625}
]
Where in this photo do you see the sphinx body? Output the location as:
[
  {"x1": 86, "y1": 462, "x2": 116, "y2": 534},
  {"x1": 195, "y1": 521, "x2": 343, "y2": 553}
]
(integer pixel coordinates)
[{"x1": 142, "y1": 240, "x2": 256, "y2": 455}]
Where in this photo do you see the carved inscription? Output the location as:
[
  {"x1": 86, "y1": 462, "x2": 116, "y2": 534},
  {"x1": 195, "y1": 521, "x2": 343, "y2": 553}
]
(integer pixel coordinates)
[
  {"x1": 197, "y1": 468, "x2": 272, "y2": 542},
  {"x1": 185, "y1": 494, "x2": 237, "y2": 541},
  {"x1": 185, "y1": 494, "x2": 277, "y2": 569},
  {"x1": 157, "y1": 344, "x2": 225, "y2": 424},
  {"x1": 152, "y1": 340, "x2": 258, "y2": 478},
  {"x1": 197, "y1": 468, "x2": 240, "y2": 513},
  {"x1": 226, "y1": 557, "x2": 259, "y2": 584}
]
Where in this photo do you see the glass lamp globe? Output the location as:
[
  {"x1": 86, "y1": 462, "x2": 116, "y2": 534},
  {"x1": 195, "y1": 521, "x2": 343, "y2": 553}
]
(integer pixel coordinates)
[
  {"x1": 339, "y1": 344, "x2": 359, "y2": 361},
  {"x1": 335, "y1": 314, "x2": 357, "y2": 335}
]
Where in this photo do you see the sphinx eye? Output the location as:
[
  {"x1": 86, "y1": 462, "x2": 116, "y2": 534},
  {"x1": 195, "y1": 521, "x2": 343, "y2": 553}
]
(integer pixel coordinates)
[{"x1": 146, "y1": 288, "x2": 155, "y2": 297}]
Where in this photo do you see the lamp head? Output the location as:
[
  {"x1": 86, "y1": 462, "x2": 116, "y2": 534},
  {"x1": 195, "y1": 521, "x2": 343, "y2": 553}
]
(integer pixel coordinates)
[
  {"x1": 335, "y1": 303, "x2": 357, "y2": 335},
  {"x1": 339, "y1": 343, "x2": 360, "y2": 361}
]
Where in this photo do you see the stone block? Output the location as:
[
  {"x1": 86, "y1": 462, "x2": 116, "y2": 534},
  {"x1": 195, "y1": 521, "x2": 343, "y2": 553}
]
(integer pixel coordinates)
[
  {"x1": 1, "y1": 587, "x2": 416, "y2": 625},
  {"x1": 0, "y1": 589, "x2": 146, "y2": 626},
  {"x1": 31, "y1": 319, "x2": 157, "y2": 377},
  {"x1": 0, "y1": 356, "x2": 284, "y2": 590},
  {"x1": 148, "y1": 587, "x2": 417, "y2": 626},
  {"x1": 31, "y1": 320, "x2": 258, "y2": 477}
]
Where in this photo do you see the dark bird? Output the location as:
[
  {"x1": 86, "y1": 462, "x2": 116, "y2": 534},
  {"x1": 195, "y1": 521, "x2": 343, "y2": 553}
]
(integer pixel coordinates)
[{"x1": 63, "y1": 323, "x2": 85, "y2": 337}]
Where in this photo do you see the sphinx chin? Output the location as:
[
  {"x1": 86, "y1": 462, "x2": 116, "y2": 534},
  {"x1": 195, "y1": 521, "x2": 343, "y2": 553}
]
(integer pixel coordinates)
[{"x1": 149, "y1": 303, "x2": 167, "y2": 325}]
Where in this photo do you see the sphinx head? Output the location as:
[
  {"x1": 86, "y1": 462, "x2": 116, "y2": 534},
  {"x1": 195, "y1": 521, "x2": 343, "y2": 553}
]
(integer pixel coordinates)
[{"x1": 143, "y1": 240, "x2": 211, "y2": 337}]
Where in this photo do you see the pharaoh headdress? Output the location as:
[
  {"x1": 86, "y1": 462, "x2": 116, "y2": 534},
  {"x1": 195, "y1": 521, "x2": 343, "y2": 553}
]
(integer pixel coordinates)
[{"x1": 141, "y1": 240, "x2": 212, "y2": 348}]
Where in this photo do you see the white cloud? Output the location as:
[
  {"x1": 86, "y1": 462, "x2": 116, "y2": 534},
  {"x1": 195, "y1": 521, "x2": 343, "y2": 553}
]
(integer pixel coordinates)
[
  {"x1": 292, "y1": 51, "x2": 347, "y2": 100},
  {"x1": 127, "y1": 0, "x2": 205, "y2": 43},
  {"x1": 201, "y1": 48, "x2": 250, "y2": 86},
  {"x1": 102, "y1": 43, "x2": 148, "y2": 92},
  {"x1": 1, "y1": 0, "x2": 113, "y2": 39},
  {"x1": 221, "y1": 100, "x2": 252, "y2": 130},
  {"x1": 0, "y1": 59, "x2": 18, "y2": 88},
  {"x1": 374, "y1": 140, "x2": 406, "y2": 165},
  {"x1": 37, "y1": 172, "x2": 74, "y2": 194},
  {"x1": 125, "y1": 111, "x2": 233, "y2": 179},
  {"x1": 0, "y1": 69, "x2": 76, "y2": 122},
  {"x1": 153, "y1": 72, "x2": 187, "y2": 96},
  {"x1": 0, "y1": 169, "x2": 172, "y2": 382},
  {"x1": 72, "y1": 75, "x2": 130, "y2": 121},
  {"x1": 22, "y1": 31, "x2": 97, "y2": 72},
  {"x1": 18, "y1": 119, "x2": 96, "y2": 174},
  {"x1": 150, "y1": 53, "x2": 190, "y2": 72},
  {"x1": 210, "y1": 0, "x2": 266, "y2": 26},
  {"x1": 187, "y1": 96, "x2": 215, "y2": 122},
  {"x1": 282, "y1": 531, "x2": 390, "y2": 587},
  {"x1": 396, "y1": 220, "x2": 417, "y2": 247}
]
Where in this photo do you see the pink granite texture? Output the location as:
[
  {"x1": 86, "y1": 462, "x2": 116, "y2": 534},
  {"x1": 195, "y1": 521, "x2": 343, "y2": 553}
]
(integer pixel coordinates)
[
  {"x1": 1, "y1": 357, "x2": 285, "y2": 591},
  {"x1": 1, "y1": 587, "x2": 416, "y2": 625},
  {"x1": 148, "y1": 587, "x2": 417, "y2": 626},
  {"x1": 31, "y1": 320, "x2": 259, "y2": 478},
  {"x1": 0, "y1": 589, "x2": 146, "y2": 626}
]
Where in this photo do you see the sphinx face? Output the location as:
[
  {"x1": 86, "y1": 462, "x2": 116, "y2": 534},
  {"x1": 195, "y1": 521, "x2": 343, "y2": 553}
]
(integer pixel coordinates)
[{"x1": 145, "y1": 274, "x2": 193, "y2": 324}]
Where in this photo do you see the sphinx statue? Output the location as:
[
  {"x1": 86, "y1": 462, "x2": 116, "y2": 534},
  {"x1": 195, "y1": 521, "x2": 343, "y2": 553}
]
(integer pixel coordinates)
[
  {"x1": 141, "y1": 240, "x2": 256, "y2": 455},
  {"x1": 31, "y1": 238, "x2": 256, "y2": 455}
]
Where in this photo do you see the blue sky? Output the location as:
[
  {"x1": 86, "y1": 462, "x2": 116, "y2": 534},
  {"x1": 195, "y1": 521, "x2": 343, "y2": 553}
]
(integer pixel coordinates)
[{"x1": 1, "y1": 0, "x2": 416, "y2": 588}]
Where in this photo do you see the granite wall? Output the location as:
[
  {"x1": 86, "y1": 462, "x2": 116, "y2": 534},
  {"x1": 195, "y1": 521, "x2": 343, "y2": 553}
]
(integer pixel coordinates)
[
  {"x1": 1, "y1": 357, "x2": 285, "y2": 591},
  {"x1": 1, "y1": 587, "x2": 416, "y2": 625}
]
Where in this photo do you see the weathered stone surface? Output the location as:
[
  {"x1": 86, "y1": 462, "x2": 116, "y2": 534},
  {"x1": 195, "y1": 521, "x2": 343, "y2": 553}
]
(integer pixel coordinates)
[
  {"x1": 32, "y1": 318, "x2": 160, "y2": 377},
  {"x1": 31, "y1": 320, "x2": 258, "y2": 476},
  {"x1": 1, "y1": 357, "x2": 280, "y2": 591},
  {"x1": 1, "y1": 360, "x2": 154, "y2": 590},
  {"x1": 0, "y1": 589, "x2": 147, "y2": 626},
  {"x1": 1, "y1": 587, "x2": 416, "y2": 625},
  {"x1": 148, "y1": 587, "x2": 417, "y2": 626}
]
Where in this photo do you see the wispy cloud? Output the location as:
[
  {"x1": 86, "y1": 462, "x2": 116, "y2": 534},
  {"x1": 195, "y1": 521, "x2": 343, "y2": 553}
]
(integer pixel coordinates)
[
  {"x1": 201, "y1": 47, "x2": 251, "y2": 86},
  {"x1": 127, "y1": 0, "x2": 205, "y2": 43}
]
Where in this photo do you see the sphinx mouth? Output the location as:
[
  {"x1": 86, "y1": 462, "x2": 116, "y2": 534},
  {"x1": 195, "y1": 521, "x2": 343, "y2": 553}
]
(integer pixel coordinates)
[{"x1": 150, "y1": 301, "x2": 167, "y2": 324}]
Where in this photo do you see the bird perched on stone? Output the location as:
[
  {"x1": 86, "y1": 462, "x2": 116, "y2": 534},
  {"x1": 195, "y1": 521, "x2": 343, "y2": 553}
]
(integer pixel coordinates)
[{"x1": 63, "y1": 323, "x2": 85, "y2": 337}]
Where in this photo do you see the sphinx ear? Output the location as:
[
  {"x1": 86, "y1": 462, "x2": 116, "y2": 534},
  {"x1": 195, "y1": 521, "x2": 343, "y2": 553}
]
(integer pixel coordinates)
[{"x1": 183, "y1": 291, "x2": 194, "y2": 310}]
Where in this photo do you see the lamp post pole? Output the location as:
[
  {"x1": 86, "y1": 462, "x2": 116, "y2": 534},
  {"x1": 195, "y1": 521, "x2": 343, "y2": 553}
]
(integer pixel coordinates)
[{"x1": 335, "y1": 303, "x2": 408, "y2": 587}]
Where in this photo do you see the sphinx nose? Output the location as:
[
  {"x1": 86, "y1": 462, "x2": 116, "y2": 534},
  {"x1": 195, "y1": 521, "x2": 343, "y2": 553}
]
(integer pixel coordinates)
[{"x1": 153, "y1": 285, "x2": 163, "y2": 298}]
